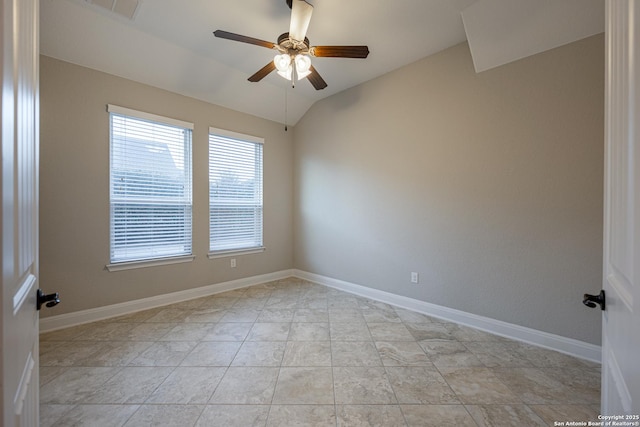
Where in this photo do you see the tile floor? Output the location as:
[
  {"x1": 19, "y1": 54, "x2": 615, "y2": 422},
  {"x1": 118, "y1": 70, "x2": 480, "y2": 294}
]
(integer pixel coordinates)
[{"x1": 40, "y1": 277, "x2": 601, "y2": 426}]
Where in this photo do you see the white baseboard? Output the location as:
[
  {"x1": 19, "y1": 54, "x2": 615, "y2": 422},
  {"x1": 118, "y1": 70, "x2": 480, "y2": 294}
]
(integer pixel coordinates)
[
  {"x1": 40, "y1": 267, "x2": 601, "y2": 364},
  {"x1": 294, "y1": 269, "x2": 602, "y2": 364},
  {"x1": 39, "y1": 269, "x2": 294, "y2": 333}
]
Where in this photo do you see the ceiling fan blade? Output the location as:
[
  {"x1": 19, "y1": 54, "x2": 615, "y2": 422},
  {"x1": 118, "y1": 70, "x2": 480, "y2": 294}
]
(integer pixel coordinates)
[
  {"x1": 289, "y1": 0, "x2": 313, "y2": 42},
  {"x1": 310, "y1": 45, "x2": 370, "y2": 59},
  {"x1": 248, "y1": 61, "x2": 277, "y2": 82},
  {"x1": 213, "y1": 30, "x2": 275, "y2": 49},
  {"x1": 307, "y1": 65, "x2": 327, "y2": 90}
]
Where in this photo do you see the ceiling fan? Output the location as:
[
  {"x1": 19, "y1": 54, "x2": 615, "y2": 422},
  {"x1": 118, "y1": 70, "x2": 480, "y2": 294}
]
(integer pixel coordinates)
[{"x1": 213, "y1": 0, "x2": 369, "y2": 90}]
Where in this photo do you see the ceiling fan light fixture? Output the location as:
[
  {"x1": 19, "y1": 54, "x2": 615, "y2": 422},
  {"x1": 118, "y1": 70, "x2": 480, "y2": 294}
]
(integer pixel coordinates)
[
  {"x1": 277, "y1": 68, "x2": 293, "y2": 80},
  {"x1": 295, "y1": 54, "x2": 311, "y2": 75},
  {"x1": 274, "y1": 54, "x2": 292, "y2": 72}
]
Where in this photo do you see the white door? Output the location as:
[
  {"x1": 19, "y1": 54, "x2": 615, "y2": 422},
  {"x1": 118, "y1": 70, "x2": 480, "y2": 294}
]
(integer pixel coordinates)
[
  {"x1": 1, "y1": 0, "x2": 41, "y2": 425},
  {"x1": 601, "y1": 0, "x2": 640, "y2": 415}
]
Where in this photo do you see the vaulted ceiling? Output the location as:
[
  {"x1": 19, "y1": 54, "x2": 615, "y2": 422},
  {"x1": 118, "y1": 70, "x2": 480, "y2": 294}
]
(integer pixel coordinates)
[{"x1": 40, "y1": 0, "x2": 604, "y2": 125}]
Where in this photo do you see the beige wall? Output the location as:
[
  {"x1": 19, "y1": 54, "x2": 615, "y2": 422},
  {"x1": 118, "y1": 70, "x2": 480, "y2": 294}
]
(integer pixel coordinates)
[
  {"x1": 39, "y1": 56, "x2": 293, "y2": 317},
  {"x1": 40, "y1": 34, "x2": 604, "y2": 346},
  {"x1": 293, "y1": 35, "x2": 604, "y2": 344}
]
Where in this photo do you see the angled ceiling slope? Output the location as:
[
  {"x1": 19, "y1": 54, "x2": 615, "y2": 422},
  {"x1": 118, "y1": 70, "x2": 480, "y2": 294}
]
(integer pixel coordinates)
[
  {"x1": 462, "y1": 0, "x2": 604, "y2": 73},
  {"x1": 40, "y1": 0, "x2": 604, "y2": 124}
]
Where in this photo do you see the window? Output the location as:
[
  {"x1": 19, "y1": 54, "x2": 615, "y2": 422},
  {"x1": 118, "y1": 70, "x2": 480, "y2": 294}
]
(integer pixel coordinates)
[
  {"x1": 108, "y1": 105, "x2": 193, "y2": 265},
  {"x1": 209, "y1": 127, "x2": 264, "y2": 255}
]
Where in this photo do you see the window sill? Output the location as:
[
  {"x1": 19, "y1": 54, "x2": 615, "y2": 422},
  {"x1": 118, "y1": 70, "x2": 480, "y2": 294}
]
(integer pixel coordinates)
[
  {"x1": 106, "y1": 255, "x2": 195, "y2": 272},
  {"x1": 207, "y1": 247, "x2": 265, "y2": 259}
]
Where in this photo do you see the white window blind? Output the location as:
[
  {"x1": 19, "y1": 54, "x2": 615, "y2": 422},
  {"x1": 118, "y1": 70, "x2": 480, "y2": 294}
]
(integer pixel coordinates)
[
  {"x1": 109, "y1": 105, "x2": 193, "y2": 264},
  {"x1": 209, "y1": 128, "x2": 264, "y2": 253}
]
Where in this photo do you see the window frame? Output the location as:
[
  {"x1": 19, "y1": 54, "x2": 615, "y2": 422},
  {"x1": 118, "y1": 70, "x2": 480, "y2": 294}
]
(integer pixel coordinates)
[
  {"x1": 106, "y1": 104, "x2": 194, "y2": 271},
  {"x1": 207, "y1": 127, "x2": 265, "y2": 259}
]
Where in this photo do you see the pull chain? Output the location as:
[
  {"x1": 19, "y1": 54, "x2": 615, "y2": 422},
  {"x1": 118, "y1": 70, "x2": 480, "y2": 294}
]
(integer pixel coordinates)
[{"x1": 284, "y1": 87, "x2": 288, "y2": 131}]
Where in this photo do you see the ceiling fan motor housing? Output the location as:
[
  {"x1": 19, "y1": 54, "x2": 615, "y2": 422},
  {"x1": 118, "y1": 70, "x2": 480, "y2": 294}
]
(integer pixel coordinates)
[{"x1": 277, "y1": 32, "x2": 310, "y2": 54}]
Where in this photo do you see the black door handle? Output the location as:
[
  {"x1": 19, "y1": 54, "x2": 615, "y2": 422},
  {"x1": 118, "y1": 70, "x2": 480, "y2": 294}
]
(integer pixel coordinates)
[
  {"x1": 583, "y1": 290, "x2": 605, "y2": 311},
  {"x1": 37, "y1": 289, "x2": 60, "y2": 310}
]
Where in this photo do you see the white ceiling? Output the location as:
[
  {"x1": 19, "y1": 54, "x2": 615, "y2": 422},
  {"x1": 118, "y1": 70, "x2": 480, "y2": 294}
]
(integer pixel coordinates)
[{"x1": 40, "y1": 0, "x2": 604, "y2": 125}]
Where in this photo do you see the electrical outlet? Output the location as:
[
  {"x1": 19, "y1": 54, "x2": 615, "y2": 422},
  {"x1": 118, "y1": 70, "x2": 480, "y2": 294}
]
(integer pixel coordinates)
[
  {"x1": 411, "y1": 272, "x2": 419, "y2": 284},
  {"x1": 230, "y1": 258, "x2": 236, "y2": 268}
]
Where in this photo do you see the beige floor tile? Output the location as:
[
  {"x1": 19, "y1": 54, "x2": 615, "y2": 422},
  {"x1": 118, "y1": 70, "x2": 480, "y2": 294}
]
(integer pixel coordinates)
[
  {"x1": 328, "y1": 296, "x2": 360, "y2": 309},
  {"x1": 202, "y1": 322, "x2": 252, "y2": 341},
  {"x1": 159, "y1": 323, "x2": 215, "y2": 341},
  {"x1": 336, "y1": 404, "x2": 405, "y2": 427},
  {"x1": 40, "y1": 341, "x2": 113, "y2": 367},
  {"x1": 466, "y1": 404, "x2": 547, "y2": 426},
  {"x1": 520, "y1": 343, "x2": 597, "y2": 368},
  {"x1": 129, "y1": 341, "x2": 197, "y2": 366},
  {"x1": 40, "y1": 279, "x2": 601, "y2": 427},
  {"x1": 247, "y1": 322, "x2": 291, "y2": 341},
  {"x1": 273, "y1": 367, "x2": 334, "y2": 404},
  {"x1": 39, "y1": 404, "x2": 75, "y2": 427},
  {"x1": 329, "y1": 308, "x2": 366, "y2": 323},
  {"x1": 401, "y1": 404, "x2": 477, "y2": 427},
  {"x1": 363, "y1": 308, "x2": 401, "y2": 323},
  {"x1": 84, "y1": 366, "x2": 173, "y2": 404},
  {"x1": 124, "y1": 404, "x2": 204, "y2": 427},
  {"x1": 40, "y1": 366, "x2": 67, "y2": 386},
  {"x1": 386, "y1": 366, "x2": 459, "y2": 404},
  {"x1": 257, "y1": 308, "x2": 295, "y2": 322},
  {"x1": 196, "y1": 405, "x2": 269, "y2": 427},
  {"x1": 40, "y1": 324, "x2": 95, "y2": 341},
  {"x1": 282, "y1": 341, "x2": 332, "y2": 366},
  {"x1": 40, "y1": 367, "x2": 120, "y2": 404},
  {"x1": 368, "y1": 323, "x2": 415, "y2": 341},
  {"x1": 394, "y1": 308, "x2": 435, "y2": 323},
  {"x1": 144, "y1": 308, "x2": 191, "y2": 323},
  {"x1": 289, "y1": 322, "x2": 330, "y2": 341},
  {"x1": 544, "y1": 367, "x2": 601, "y2": 404},
  {"x1": 330, "y1": 322, "x2": 372, "y2": 341},
  {"x1": 219, "y1": 308, "x2": 261, "y2": 322},
  {"x1": 333, "y1": 367, "x2": 397, "y2": 404},
  {"x1": 110, "y1": 307, "x2": 165, "y2": 323},
  {"x1": 264, "y1": 296, "x2": 300, "y2": 309},
  {"x1": 293, "y1": 308, "x2": 329, "y2": 322},
  {"x1": 439, "y1": 366, "x2": 521, "y2": 405},
  {"x1": 243, "y1": 287, "x2": 273, "y2": 298},
  {"x1": 122, "y1": 322, "x2": 177, "y2": 341},
  {"x1": 528, "y1": 404, "x2": 601, "y2": 425},
  {"x1": 463, "y1": 341, "x2": 534, "y2": 368},
  {"x1": 145, "y1": 366, "x2": 226, "y2": 404},
  {"x1": 231, "y1": 341, "x2": 286, "y2": 366},
  {"x1": 297, "y1": 297, "x2": 329, "y2": 309},
  {"x1": 180, "y1": 341, "x2": 241, "y2": 366},
  {"x1": 183, "y1": 308, "x2": 227, "y2": 323},
  {"x1": 268, "y1": 405, "x2": 336, "y2": 426},
  {"x1": 76, "y1": 341, "x2": 154, "y2": 367},
  {"x1": 358, "y1": 300, "x2": 395, "y2": 312},
  {"x1": 40, "y1": 340, "x2": 65, "y2": 355},
  {"x1": 419, "y1": 341, "x2": 483, "y2": 368},
  {"x1": 232, "y1": 298, "x2": 268, "y2": 310},
  {"x1": 449, "y1": 324, "x2": 504, "y2": 342},
  {"x1": 51, "y1": 404, "x2": 139, "y2": 427},
  {"x1": 198, "y1": 296, "x2": 238, "y2": 309},
  {"x1": 492, "y1": 367, "x2": 587, "y2": 404},
  {"x1": 375, "y1": 341, "x2": 431, "y2": 366},
  {"x1": 331, "y1": 341, "x2": 382, "y2": 366},
  {"x1": 168, "y1": 298, "x2": 210, "y2": 310},
  {"x1": 405, "y1": 323, "x2": 456, "y2": 341},
  {"x1": 210, "y1": 367, "x2": 279, "y2": 404}
]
